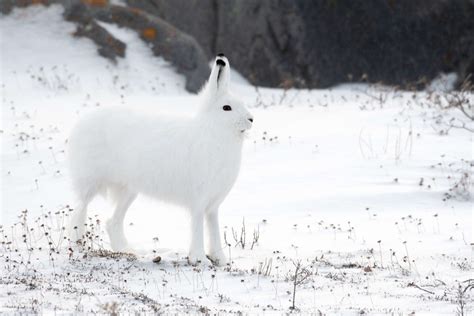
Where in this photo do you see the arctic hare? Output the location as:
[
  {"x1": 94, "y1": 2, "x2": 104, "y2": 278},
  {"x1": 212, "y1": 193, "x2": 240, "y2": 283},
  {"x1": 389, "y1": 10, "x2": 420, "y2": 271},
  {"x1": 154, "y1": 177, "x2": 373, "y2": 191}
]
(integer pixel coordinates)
[{"x1": 68, "y1": 54, "x2": 253, "y2": 265}]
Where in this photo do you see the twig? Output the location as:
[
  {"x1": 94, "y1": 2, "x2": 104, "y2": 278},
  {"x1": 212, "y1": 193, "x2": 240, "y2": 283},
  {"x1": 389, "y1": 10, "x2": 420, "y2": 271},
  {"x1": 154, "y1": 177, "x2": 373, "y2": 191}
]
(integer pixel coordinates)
[{"x1": 407, "y1": 282, "x2": 434, "y2": 295}]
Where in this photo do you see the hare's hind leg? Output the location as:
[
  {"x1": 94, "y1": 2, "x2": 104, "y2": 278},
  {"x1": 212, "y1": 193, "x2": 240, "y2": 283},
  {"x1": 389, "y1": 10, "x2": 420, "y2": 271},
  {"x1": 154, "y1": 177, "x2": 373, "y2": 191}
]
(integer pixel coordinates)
[
  {"x1": 68, "y1": 187, "x2": 97, "y2": 243},
  {"x1": 106, "y1": 186, "x2": 137, "y2": 252}
]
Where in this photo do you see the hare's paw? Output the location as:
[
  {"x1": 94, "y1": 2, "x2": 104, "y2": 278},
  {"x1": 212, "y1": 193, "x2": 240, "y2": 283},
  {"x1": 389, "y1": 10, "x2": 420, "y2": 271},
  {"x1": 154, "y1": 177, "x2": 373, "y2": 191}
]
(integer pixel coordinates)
[
  {"x1": 109, "y1": 241, "x2": 132, "y2": 253},
  {"x1": 108, "y1": 238, "x2": 131, "y2": 253},
  {"x1": 117, "y1": 245, "x2": 148, "y2": 256},
  {"x1": 207, "y1": 247, "x2": 228, "y2": 266},
  {"x1": 207, "y1": 251, "x2": 228, "y2": 266},
  {"x1": 106, "y1": 221, "x2": 130, "y2": 252},
  {"x1": 188, "y1": 252, "x2": 211, "y2": 266}
]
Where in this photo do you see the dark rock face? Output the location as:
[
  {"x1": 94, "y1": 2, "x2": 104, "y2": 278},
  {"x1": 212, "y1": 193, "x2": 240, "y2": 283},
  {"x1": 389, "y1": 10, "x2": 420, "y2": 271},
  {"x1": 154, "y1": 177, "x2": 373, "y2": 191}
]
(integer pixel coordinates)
[
  {"x1": 454, "y1": 33, "x2": 474, "y2": 85},
  {"x1": 215, "y1": 1, "x2": 305, "y2": 88},
  {"x1": 294, "y1": 0, "x2": 474, "y2": 88},
  {"x1": 126, "y1": 0, "x2": 303, "y2": 87},
  {"x1": 126, "y1": 0, "x2": 474, "y2": 89}
]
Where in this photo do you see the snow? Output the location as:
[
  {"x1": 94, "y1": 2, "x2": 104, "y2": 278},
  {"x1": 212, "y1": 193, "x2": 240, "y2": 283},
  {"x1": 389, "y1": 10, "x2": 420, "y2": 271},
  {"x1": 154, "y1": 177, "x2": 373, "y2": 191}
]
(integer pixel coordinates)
[{"x1": 1, "y1": 5, "x2": 473, "y2": 314}]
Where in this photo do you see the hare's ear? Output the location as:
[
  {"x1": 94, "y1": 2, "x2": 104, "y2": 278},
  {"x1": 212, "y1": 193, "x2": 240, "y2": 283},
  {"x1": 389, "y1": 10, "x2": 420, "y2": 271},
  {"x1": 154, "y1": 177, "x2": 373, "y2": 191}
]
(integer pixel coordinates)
[{"x1": 206, "y1": 54, "x2": 230, "y2": 95}]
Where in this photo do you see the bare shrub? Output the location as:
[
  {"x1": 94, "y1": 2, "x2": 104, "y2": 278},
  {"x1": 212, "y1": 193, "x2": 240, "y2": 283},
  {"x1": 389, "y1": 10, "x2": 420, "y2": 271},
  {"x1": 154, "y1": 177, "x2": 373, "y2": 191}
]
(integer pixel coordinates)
[
  {"x1": 427, "y1": 77, "x2": 474, "y2": 134},
  {"x1": 224, "y1": 218, "x2": 260, "y2": 250},
  {"x1": 286, "y1": 260, "x2": 312, "y2": 311}
]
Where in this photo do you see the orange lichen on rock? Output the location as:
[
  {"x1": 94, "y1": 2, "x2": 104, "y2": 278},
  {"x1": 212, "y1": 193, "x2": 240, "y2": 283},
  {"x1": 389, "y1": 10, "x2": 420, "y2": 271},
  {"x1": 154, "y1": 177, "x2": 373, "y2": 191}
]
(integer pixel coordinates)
[
  {"x1": 31, "y1": 0, "x2": 48, "y2": 5},
  {"x1": 142, "y1": 28, "x2": 157, "y2": 41},
  {"x1": 82, "y1": 0, "x2": 108, "y2": 7},
  {"x1": 130, "y1": 7, "x2": 142, "y2": 15}
]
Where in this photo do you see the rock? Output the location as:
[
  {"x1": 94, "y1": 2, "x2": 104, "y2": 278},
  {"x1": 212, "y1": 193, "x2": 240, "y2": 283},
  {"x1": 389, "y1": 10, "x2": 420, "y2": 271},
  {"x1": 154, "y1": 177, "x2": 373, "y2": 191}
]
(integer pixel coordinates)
[
  {"x1": 0, "y1": 0, "x2": 58, "y2": 14},
  {"x1": 86, "y1": 2, "x2": 210, "y2": 92},
  {"x1": 125, "y1": 0, "x2": 217, "y2": 58},
  {"x1": 63, "y1": 1, "x2": 126, "y2": 62}
]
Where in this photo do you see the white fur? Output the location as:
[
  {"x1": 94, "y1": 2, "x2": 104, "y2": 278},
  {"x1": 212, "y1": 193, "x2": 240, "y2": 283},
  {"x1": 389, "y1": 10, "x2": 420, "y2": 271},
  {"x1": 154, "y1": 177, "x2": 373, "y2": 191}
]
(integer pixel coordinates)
[{"x1": 68, "y1": 56, "x2": 253, "y2": 265}]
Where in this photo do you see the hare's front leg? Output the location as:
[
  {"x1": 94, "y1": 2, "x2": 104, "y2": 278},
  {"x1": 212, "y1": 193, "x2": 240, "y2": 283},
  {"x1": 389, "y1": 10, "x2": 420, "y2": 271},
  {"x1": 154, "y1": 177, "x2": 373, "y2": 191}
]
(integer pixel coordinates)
[
  {"x1": 188, "y1": 211, "x2": 209, "y2": 265},
  {"x1": 106, "y1": 191, "x2": 137, "y2": 252},
  {"x1": 206, "y1": 209, "x2": 228, "y2": 266}
]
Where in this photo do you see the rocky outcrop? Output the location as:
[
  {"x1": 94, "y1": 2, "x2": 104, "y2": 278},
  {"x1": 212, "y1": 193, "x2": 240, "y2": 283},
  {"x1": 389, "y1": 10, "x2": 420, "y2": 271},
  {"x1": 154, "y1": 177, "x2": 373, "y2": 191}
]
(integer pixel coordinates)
[
  {"x1": 61, "y1": 0, "x2": 211, "y2": 92},
  {"x1": 1, "y1": 0, "x2": 210, "y2": 93},
  {"x1": 83, "y1": 2, "x2": 210, "y2": 92}
]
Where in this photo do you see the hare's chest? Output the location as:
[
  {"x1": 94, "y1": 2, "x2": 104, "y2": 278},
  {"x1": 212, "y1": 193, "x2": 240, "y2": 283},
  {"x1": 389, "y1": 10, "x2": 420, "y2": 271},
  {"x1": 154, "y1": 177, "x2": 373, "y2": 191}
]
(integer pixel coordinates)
[
  {"x1": 216, "y1": 153, "x2": 241, "y2": 183},
  {"x1": 202, "y1": 144, "x2": 242, "y2": 197}
]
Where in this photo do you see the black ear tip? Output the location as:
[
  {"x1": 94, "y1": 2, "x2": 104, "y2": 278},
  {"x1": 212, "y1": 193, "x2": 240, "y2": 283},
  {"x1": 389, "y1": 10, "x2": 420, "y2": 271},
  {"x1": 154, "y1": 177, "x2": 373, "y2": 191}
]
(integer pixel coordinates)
[
  {"x1": 217, "y1": 53, "x2": 225, "y2": 57},
  {"x1": 216, "y1": 59, "x2": 226, "y2": 67}
]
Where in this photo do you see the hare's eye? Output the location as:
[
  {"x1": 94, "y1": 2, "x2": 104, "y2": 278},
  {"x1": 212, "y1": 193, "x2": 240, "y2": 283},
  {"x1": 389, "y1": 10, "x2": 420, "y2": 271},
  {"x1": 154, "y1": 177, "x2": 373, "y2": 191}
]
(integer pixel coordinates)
[{"x1": 223, "y1": 105, "x2": 232, "y2": 111}]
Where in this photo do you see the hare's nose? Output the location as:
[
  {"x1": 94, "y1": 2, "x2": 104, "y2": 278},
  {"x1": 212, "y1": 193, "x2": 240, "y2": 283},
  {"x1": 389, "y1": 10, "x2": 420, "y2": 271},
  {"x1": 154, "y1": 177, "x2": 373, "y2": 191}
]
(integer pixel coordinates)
[{"x1": 248, "y1": 118, "x2": 253, "y2": 123}]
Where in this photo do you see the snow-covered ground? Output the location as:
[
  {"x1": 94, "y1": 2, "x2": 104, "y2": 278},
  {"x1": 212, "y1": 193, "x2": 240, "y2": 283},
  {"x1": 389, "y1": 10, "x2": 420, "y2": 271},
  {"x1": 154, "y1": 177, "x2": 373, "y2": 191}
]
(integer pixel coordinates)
[{"x1": 1, "y1": 5, "x2": 473, "y2": 314}]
